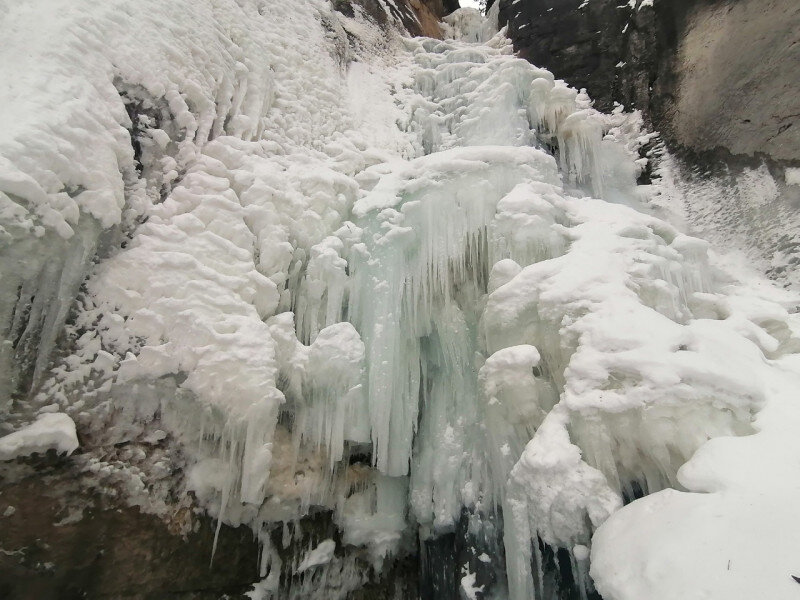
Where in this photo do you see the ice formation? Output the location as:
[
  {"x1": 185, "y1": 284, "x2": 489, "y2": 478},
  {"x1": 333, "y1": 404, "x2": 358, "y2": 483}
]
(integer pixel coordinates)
[
  {"x1": 0, "y1": 412, "x2": 78, "y2": 461},
  {"x1": 3, "y1": 1, "x2": 800, "y2": 599}
]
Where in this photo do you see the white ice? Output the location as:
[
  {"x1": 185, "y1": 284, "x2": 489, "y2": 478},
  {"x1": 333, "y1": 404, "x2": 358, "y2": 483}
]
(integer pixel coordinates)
[{"x1": 297, "y1": 539, "x2": 337, "y2": 572}]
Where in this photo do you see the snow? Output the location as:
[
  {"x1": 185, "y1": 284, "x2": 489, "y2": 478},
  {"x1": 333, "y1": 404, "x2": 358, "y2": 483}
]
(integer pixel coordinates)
[
  {"x1": 785, "y1": 167, "x2": 800, "y2": 186},
  {"x1": 592, "y1": 356, "x2": 800, "y2": 600},
  {"x1": 0, "y1": 413, "x2": 79, "y2": 460},
  {"x1": 4, "y1": 1, "x2": 800, "y2": 599},
  {"x1": 461, "y1": 570, "x2": 485, "y2": 600}
]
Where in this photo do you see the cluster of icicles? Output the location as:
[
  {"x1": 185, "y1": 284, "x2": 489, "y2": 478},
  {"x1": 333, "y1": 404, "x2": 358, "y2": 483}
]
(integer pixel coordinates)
[{"x1": 232, "y1": 30, "x2": 765, "y2": 599}]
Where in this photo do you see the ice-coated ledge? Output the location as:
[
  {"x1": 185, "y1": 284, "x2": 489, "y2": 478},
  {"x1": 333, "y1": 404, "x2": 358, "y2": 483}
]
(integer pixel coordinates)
[{"x1": 0, "y1": 412, "x2": 79, "y2": 461}]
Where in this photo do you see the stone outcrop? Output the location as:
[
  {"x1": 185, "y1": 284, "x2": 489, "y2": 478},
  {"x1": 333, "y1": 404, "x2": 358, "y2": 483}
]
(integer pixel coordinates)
[
  {"x1": 0, "y1": 453, "x2": 418, "y2": 600},
  {"x1": 333, "y1": 0, "x2": 460, "y2": 38},
  {"x1": 495, "y1": 0, "x2": 800, "y2": 162},
  {"x1": 494, "y1": 0, "x2": 661, "y2": 114}
]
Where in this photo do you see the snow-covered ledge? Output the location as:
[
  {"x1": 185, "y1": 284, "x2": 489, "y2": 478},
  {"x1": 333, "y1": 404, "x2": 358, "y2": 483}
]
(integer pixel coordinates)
[{"x1": 0, "y1": 413, "x2": 79, "y2": 461}]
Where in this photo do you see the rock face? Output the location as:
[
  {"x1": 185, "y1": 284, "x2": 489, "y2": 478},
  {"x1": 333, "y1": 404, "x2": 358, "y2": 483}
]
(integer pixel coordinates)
[
  {"x1": 0, "y1": 454, "x2": 418, "y2": 600},
  {"x1": 496, "y1": 0, "x2": 800, "y2": 162},
  {"x1": 495, "y1": 0, "x2": 662, "y2": 114},
  {"x1": 672, "y1": 0, "x2": 800, "y2": 161},
  {"x1": 0, "y1": 456, "x2": 260, "y2": 600},
  {"x1": 334, "y1": 0, "x2": 460, "y2": 37},
  {"x1": 426, "y1": 0, "x2": 461, "y2": 15}
]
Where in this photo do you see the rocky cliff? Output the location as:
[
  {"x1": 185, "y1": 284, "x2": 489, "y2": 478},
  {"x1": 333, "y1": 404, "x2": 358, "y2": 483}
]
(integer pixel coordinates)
[
  {"x1": 334, "y1": 0, "x2": 460, "y2": 37},
  {"x1": 495, "y1": 0, "x2": 800, "y2": 162}
]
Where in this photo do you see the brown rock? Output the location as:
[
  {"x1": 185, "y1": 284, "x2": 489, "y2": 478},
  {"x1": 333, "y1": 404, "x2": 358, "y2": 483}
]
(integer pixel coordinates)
[{"x1": 0, "y1": 457, "x2": 258, "y2": 600}]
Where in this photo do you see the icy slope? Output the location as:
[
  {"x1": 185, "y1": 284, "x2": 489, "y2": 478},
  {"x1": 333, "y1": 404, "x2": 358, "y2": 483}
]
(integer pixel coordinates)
[{"x1": 3, "y1": 2, "x2": 800, "y2": 599}]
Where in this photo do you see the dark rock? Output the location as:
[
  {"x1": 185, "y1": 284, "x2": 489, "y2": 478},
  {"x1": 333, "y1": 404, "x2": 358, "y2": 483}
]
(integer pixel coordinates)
[
  {"x1": 0, "y1": 459, "x2": 259, "y2": 600},
  {"x1": 0, "y1": 454, "x2": 418, "y2": 599},
  {"x1": 421, "y1": 0, "x2": 461, "y2": 16},
  {"x1": 667, "y1": 0, "x2": 800, "y2": 161},
  {"x1": 418, "y1": 509, "x2": 506, "y2": 600},
  {"x1": 496, "y1": 0, "x2": 685, "y2": 115},
  {"x1": 497, "y1": 0, "x2": 800, "y2": 162}
]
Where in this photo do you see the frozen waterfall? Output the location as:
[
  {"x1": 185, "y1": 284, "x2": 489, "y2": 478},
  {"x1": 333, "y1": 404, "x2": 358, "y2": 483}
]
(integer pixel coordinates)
[{"x1": 2, "y1": 2, "x2": 800, "y2": 599}]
